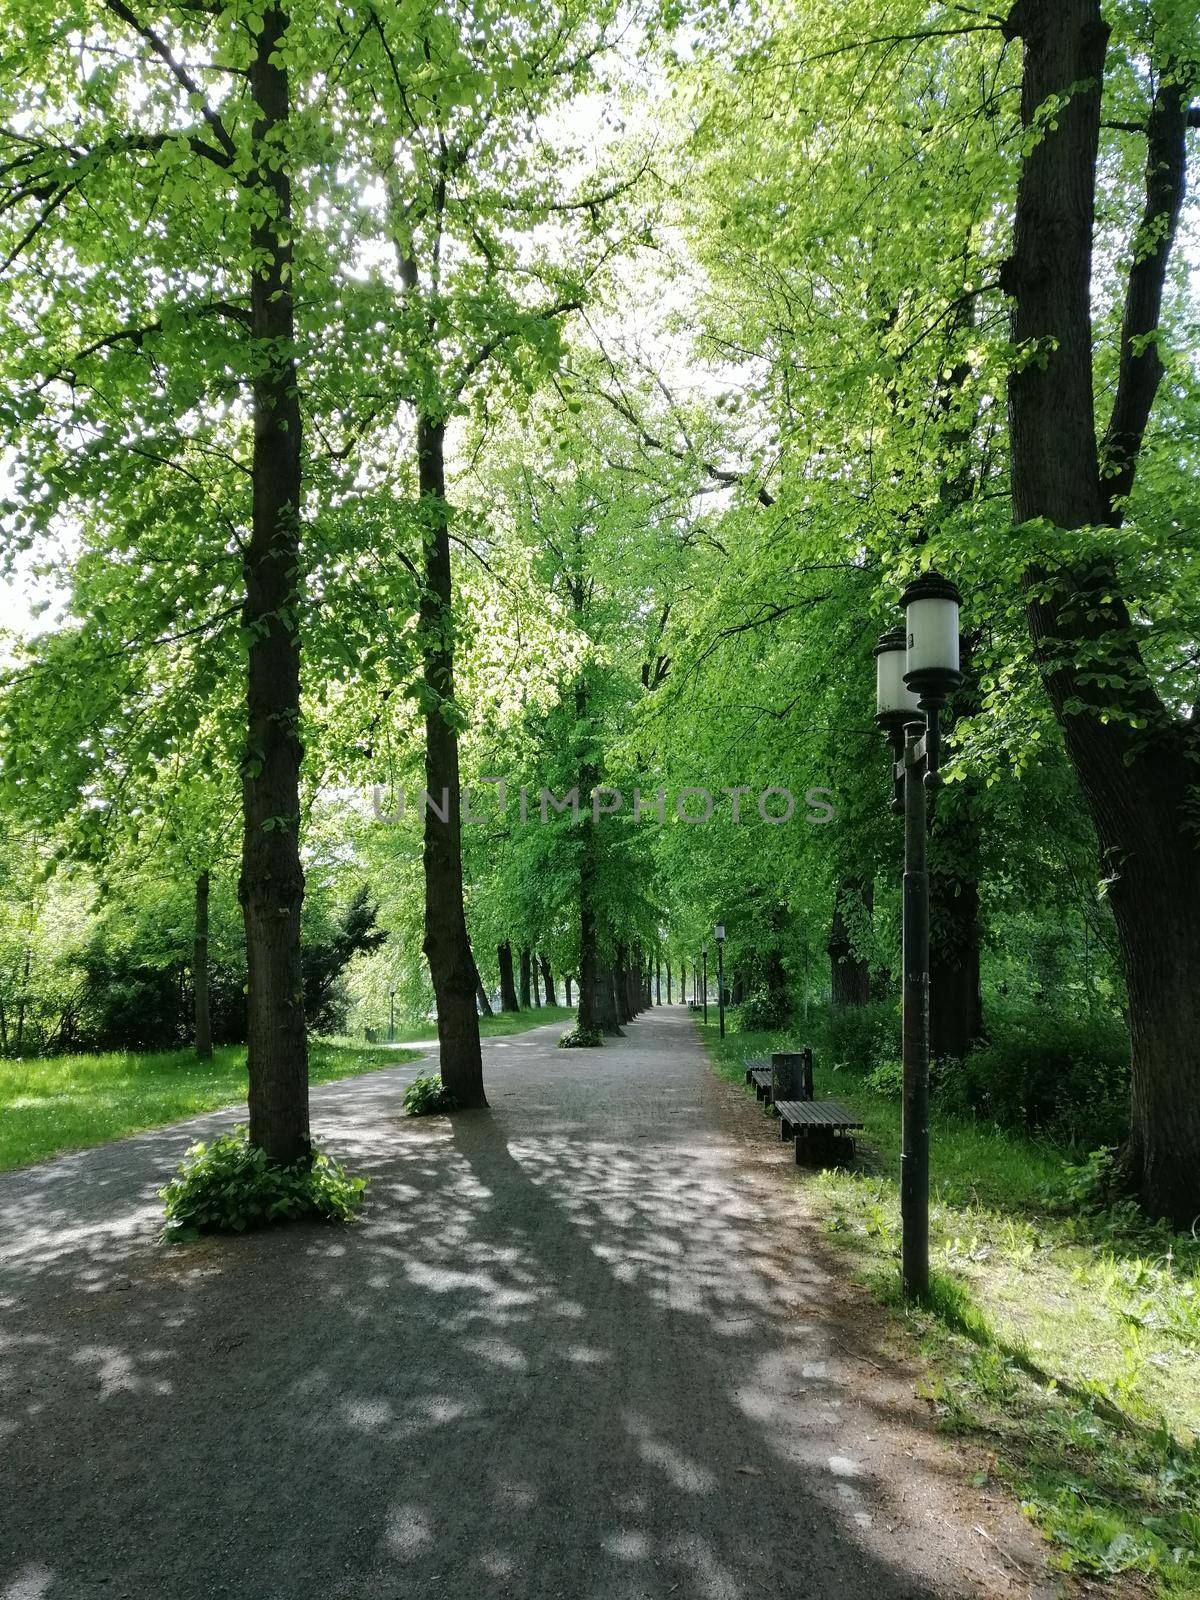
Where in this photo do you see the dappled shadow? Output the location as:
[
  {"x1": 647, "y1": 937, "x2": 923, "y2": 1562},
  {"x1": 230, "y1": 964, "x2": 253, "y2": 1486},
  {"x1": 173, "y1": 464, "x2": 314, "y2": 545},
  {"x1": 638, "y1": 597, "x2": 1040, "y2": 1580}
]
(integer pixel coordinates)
[{"x1": 0, "y1": 1013, "x2": 1054, "y2": 1598}]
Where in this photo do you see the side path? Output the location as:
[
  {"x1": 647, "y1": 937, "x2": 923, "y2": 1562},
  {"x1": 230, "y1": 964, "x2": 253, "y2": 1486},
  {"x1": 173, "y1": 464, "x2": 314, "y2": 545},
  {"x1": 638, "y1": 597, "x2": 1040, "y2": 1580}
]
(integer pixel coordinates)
[{"x1": 0, "y1": 1011, "x2": 1060, "y2": 1600}]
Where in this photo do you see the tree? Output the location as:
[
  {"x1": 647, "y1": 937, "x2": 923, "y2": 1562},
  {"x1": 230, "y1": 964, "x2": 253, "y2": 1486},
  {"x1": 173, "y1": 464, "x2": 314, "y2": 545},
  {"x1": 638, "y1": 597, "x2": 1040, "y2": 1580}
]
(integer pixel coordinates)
[
  {"x1": 1003, "y1": 0, "x2": 1199, "y2": 1220},
  {"x1": 0, "y1": 0, "x2": 321, "y2": 1161}
]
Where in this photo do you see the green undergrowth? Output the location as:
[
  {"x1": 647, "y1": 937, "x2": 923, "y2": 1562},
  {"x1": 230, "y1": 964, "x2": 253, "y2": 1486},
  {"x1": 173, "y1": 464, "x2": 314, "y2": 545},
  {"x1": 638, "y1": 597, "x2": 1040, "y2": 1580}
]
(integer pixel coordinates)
[
  {"x1": 403, "y1": 1073, "x2": 457, "y2": 1115},
  {"x1": 558, "y1": 1023, "x2": 604, "y2": 1048},
  {"x1": 161, "y1": 1129, "x2": 367, "y2": 1241},
  {"x1": 701, "y1": 1016, "x2": 1200, "y2": 1597},
  {"x1": 0, "y1": 1039, "x2": 421, "y2": 1172}
]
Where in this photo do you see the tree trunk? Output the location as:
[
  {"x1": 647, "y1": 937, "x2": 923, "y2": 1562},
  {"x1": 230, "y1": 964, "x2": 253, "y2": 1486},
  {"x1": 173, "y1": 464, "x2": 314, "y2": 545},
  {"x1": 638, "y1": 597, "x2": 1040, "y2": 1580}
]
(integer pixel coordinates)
[
  {"x1": 519, "y1": 946, "x2": 532, "y2": 1009},
  {"x1": 471, "y1": 948, "x2": 493, "y2": 1018},
  {"x1": 565, "y1": 974, "x2": 573, "y2": 1005},
  {"x1": 1006, "y1": 0, "x2": 1199, "y2": 1221},
  {"x1": 14, "y1": 944, "x2": 30, "y2": 1052},
  {"x1": 532, "y1": 956, "x2": 541, "y2": 1007},
  {"x1": 828, "y1": 880, "x2": 871, "y2": 1008},
  {"x1": 666, "y1": 960, "x2": 672, "y2": 1004},
  {"x1": 497, "y1": 942, "x2": 519, "y2": 1012},
  {"x1": 193, "y1": 869, "x2": 212, "y2": 1060},
  {"x1": 930, "y1": 876, "x2": 983, "y2": 1060},
  {"x1": 597, "y1": 961, "x2": 621, "y2": 1035},
  {"x1": 416, "y1": 416, "x2": 485, "y2": 1107},
  {"x1": 577, "y1": 878, "x2": 600, "y2": 1032},
  {"x1": 539, "y1": 954, "x2": 557, "y2": 1007},
  {"x1": 240, "y1": 6, "x2": 308, "y2": 1164}
]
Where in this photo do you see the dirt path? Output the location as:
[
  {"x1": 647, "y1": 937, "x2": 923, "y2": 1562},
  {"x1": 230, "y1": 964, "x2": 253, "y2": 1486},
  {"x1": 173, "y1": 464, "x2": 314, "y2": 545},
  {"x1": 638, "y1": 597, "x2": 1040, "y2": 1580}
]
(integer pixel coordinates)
[{"x1": 0, "y1": 1010, "x2": 1060, "y2": 1600}]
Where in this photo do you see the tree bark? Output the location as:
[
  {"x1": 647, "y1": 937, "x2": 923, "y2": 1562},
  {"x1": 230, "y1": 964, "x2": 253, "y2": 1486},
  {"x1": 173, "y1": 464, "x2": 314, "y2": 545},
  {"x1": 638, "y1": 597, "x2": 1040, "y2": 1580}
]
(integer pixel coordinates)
[
  {"x1": 565, "y1": 974, "x2": 573, "y2": 1005},
  {"x1": 497, "y1": 942, "x2": 519, "y2": 1012},
  {"x1": 666, "y1": 959, "x2": 672, "y2": 1004},
  {"x1": 930, "y1": 877, "x2": 982, "y2": 1060},
  {"x1": 532, "y1": 955, "x2": 541, "y2": 1007},
  {"x1": 14, "y1": 944, "x2": 30, "y2": 1052},
  {"x1": 1005, "y1": 0, "x2": 1200, "y2": 1221},
  {"x1": 193, "y1": 869, "x2": 212, "y2": 1060},
  {"x1": 828, "y1": 880, "x2": 871, "y2": 1008},
  {"x1": 417, "y1": 416, "x2": 485, "y2": 1107},
  {"x1": 596, "y1": 961, "x2": 621, "y2": 1035},
  {"x1": 471, "y1": 948, "x2": 493, "y2": 1017},
  {"x1": 240, "y1": 4, "x2": 308, "y2": 1164},
  {"x1": 538, "y1": 954, "x2": 557, "y2": 1007},
  {"x1": 519, "y1": 946, "x2": 532, "y2": 1009}
]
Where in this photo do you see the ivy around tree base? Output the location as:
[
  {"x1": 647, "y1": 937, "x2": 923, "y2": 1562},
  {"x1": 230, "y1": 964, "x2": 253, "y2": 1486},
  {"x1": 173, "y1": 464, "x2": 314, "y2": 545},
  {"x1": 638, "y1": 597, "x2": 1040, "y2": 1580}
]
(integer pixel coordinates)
[
  {"x1": 160, "y1": 1129, "x2": 367, "y2": 1241},
  {"x1": 403, "y1": 1074, "x2": 457, "y2": 1115},
  {"x1": 558, "y1": 1025, "x2": 604, "y2": 1049}
]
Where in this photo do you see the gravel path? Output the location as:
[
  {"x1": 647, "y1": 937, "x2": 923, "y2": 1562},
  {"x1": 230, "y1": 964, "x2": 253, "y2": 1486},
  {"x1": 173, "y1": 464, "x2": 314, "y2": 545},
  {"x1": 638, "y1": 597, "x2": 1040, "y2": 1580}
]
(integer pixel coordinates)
[{"x1": 0, "y1": 1010, "x2": 1059, "y2": 1600}]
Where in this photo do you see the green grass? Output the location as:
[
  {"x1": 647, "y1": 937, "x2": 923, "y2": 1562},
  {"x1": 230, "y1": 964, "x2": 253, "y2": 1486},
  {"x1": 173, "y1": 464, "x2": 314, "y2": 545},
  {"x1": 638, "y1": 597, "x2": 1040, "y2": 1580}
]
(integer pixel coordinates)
[
  {"x1": 0, "y1": 1040, "x2": 420, "y2": 1173},
  {"x1": 392, "y1": 1003, "x2": 577, "y2": 1042},
  {"x1": 701, "y1": 1015, "x2": 1200, "y2": 1598},
  {"x1": 3, "y1": 1005, "x2": 580, "y2": 1172}
]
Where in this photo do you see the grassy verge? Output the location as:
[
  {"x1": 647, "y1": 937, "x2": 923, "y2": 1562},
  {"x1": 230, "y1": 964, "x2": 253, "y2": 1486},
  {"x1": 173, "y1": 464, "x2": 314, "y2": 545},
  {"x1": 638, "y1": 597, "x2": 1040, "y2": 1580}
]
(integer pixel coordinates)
[
  {"x1": 0, "y1": 1040, "x2": 421, "y2": 1173},
  {"x1": 700, "y1": 1016, "x2": 1200, "y2": 1597}
]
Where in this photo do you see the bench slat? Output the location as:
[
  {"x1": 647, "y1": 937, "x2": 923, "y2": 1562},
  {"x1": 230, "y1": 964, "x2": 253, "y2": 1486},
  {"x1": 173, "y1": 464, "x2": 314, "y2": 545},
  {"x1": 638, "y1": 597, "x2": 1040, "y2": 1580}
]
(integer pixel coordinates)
[{"x1": 775, "y1": 1099, "x2": 862, "y2": 1130}]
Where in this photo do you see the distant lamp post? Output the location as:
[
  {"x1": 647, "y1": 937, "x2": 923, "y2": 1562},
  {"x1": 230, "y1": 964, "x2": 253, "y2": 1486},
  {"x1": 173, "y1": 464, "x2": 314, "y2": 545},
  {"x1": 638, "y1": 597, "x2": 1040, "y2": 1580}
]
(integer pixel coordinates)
[
  {"x1": 714, "y1": 922, "x2": 726, "y2": 1038},
  {"x1": 702, "y1": 948, "x2": 709, "y2": 1025},
  {"x1": 389, "y1": 985, "x2": 397, "y2": 1045},
  {"x1": 875, "y1": 571, "x2": 962, "y2": 1303}
]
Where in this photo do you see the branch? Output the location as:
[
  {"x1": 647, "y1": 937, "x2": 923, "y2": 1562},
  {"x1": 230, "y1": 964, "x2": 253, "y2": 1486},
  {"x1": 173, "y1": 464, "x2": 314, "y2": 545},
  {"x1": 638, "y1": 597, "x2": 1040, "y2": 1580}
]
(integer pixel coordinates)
[
  {"x1": 1100, "y1": 74, "x2": 1193, "y2": 523},
  {"x1": 34, "y1": 300, "x2": 251, "y2": 391},
  {"x1": 595, "y1": 385, "x2": 776, "y2": 507},
  {"x1": 100, "y1": 0, "x2": 237, "y2": 165}
]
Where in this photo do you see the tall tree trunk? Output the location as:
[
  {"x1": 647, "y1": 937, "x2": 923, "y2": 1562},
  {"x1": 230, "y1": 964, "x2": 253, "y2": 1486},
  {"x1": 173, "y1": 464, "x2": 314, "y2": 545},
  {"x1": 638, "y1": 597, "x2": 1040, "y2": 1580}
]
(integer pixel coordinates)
[
  {"x1": 417, "y1": 416, "x2": 485, "y2": 1107},
  {"x1": 497, "y1": 942, "x2": 519, "y2": 1012},
  {"x1": 577, "y1": 882, "x2": 600, "y2": 1032},
  {"x1": 565, "y1": 974, "x2": 573, "y2": 1006},
  {"x1": 470, "y1": 947, "x2": 493, "y2": 1018},
  {"x1": 828, "y1": 880, "x2": 871, "y2": 1009},
  {"x1": 532, "y1": 956, "x2": 541, "y2": 1007},
  {"x1": 14, "y1": 944, "x2": 30, "y2": 1052},
  {"x1": 519, "y1": 946, "x2": 532, "y2": 1009},
  {"x1": 930, "y1": 875, "x2": 983, "y2": 1060},
  {"x1": 1005, "y1": 0, "x2": 1199, "y2": 1221},
  {"x1": 193, "y1": 869, "x2": 212, "y2": 1060},
  {"x1": 539, "y1": 954, "x2": 557, "y2": 1007},
  {"x1": 240, "y1": 5, "x2": 308, "y2": 1164},
  {"x1": 597, "y1": 960, "x2": 621, "y2": 1035}
]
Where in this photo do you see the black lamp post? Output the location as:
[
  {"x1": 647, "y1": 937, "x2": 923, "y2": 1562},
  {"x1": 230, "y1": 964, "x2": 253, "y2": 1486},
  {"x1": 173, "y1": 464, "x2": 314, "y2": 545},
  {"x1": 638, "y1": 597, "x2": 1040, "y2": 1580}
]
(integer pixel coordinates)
[
  {"x1": 875, "y1": 571, "x2": 962, "y2": 1303},
  {"x1": 389, "y1": 985, "x2": 396, "y2": 1044},
  {"x1": 714, "y1": 922, "x2": 726, "y2": 1038},
  {"x1": 702, "y1": 948, "x2": 708, "y2": 1024}
]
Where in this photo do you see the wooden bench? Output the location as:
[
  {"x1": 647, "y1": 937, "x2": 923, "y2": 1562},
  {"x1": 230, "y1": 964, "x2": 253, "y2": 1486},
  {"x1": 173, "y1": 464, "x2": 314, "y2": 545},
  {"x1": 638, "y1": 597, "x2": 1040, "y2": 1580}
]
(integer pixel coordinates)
[
  {"x1": 775, "y1": 1098, "x2": 863, "y2": 1165},
  {"x1": 743, "y1": 1057, "x2": 773, "y2": 1100}
]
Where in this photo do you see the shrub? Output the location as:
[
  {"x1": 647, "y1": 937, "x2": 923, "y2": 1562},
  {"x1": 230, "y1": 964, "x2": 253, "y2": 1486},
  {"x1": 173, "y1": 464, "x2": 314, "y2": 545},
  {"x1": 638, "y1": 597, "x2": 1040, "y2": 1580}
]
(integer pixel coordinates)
[
  {"x1": 558, "y1": 1025, "x2": 603, "y2": 1049},
  {"x1": 822, "y1": 999, "x2": 900, "y2": 1075},
  {"x1": 739, "y1": 986, "x2": 792, "y2": 1032},
  {"x1": 941, "y1": 1003, "x2": 1128, "y2": 1146},
  {"x1": 160, "y1": 1130, "x2": 367, "y2": 1241},
  {"x1": 403, "y1": 1073, "x2": 457, "y2": 1115}
]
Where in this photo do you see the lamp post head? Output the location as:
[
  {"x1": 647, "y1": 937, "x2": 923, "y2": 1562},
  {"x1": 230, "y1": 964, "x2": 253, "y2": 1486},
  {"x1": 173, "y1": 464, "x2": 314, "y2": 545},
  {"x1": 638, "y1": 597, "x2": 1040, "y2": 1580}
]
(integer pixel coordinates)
[
  {"x1": 714, "y1": 922, "x2": 725, "y2": 943},
  {"x1": 899, "y1": 571, "x2": 962, "y2": 710},
  {"x1": 874, "y1": 627, "x2": 922, "y2": 734}
]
